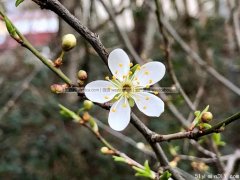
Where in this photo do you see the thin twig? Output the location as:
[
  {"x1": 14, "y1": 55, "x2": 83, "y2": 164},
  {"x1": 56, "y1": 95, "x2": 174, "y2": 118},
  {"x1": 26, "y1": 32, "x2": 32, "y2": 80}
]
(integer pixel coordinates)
[
  {"x1": 151, "y1": 112, "x2": 240, "y2": 142},
  {"x1": 0, "y1": 10, "x2": 72, "y2": 85},
  {"x1": 0, "y1": 67, "x2": 42, "y2": 120},
  {"x1": 159, "y1": 16, "x2": 240, "y2": 96},
  {"x1": 223, "y1": 149, "x2": 240, "y2": 180},
  {"x1": 154, "y1": 0, "x2": 195, "y2": 111},
  {"x1": 95, "y1": 118, "x2": 155, "y2": 158}
]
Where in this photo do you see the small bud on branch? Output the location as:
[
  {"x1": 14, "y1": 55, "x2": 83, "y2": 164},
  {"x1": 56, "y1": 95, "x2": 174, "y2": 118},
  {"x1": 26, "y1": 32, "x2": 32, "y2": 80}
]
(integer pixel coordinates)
[{"x1": 62, "y1": 34, "x2": 77, "y2": 51}]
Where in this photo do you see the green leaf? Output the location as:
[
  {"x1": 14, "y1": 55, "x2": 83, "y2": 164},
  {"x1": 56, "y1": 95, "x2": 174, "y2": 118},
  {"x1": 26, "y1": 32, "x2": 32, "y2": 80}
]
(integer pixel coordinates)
[
  {"x1": 190, "y1": 105, "x2": 210, "y2": 130},
  {"x1": 15, "y1": 0, "x2": 25, "y2": 7},
  {"x1": 194, "y1": 111, "x2": 200, "y2": 117},
  {"x1": 169, "y1": 145, "x2": 179, "y2": 156},
  {"x1": 58, "y1": 104, "x2": 80, "y2": 122},
  {"x1": 132, "y1": 166, "x2": 146, "y2": 174},
  {"x1": 212, "y1": 133, "x2": 226, "y2": 146},
  {"x1": 198, "y1": 123, "x2": 212, "y2": 129},
  {"x1": 160, "y1": 171, "x2": 172, "y2": 180},
  {"x1": 128, "y1": 97, "x2": 135, "y2": 107},
  {"x1": 89, "y1": 117, "x2": 98, "y2": 133},
  {"x1": 144, "y1": 160, "x2": 151, "y2": 173},
  {"x1": 4, "y1": 16, "x2": 17, "y2": 37},
  {"x1": 132, "y1": 160, "x2": 156, "y2": 179},
  {"x1": 112, "y1": 156, "x2": 126, "y2": 163},
  {"x1": 130, "y1": 64, "x2": 140, "y2": 74},
  {"x1": 202, "y1": 105, "x2": 209, "y2": 113}
]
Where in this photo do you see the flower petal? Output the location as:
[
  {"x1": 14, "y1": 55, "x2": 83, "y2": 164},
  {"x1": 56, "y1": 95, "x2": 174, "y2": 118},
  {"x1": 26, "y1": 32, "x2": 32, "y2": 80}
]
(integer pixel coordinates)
[
  {"x1": 108, "y1": 49, "x2": 130, "y2": 81},
  {"x1": 108, "y1": 97, "x2": 131, "y2": 131},
  {"x1": 84, "y1": 80, "x2": 117, "y2": 103},
  {"x1": 133, "y1": 62, "x2": 165, "y2": 87},
  {"x1": 132, "y1": 92, "x2": 164, "y2": 117}
]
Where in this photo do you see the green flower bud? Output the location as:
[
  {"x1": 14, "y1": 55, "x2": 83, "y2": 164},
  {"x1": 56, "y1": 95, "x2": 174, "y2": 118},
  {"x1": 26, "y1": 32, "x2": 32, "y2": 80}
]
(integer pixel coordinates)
[
  {"x1": 201, "y1": 112, "x2": 213, "y2": 123},
  {"x1": 62, "y1": 34, "x2": 77, "y2": 51},
  {"x1": 77, "y1": 70, "x2": 87, "y2": 80},
  {"x1": 83, "y1": 100, "x2": 93, "y2": 110}
]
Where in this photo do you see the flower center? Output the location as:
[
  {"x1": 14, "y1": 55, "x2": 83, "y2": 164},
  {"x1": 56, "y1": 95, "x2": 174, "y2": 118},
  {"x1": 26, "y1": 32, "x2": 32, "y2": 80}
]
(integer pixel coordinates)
[{"x1": 122, "y1": 84, "x2": 132, "y2": 93}]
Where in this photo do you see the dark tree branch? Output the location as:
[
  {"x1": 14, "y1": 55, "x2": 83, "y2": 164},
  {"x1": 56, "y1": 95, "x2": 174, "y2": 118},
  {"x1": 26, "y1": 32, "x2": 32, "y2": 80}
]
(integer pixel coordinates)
[
  {"x1": 32, "y1": 0, "x2": 109, "y2": 64},
  {"x1": 151, "y1": 112, "x2": 240, "y2": 142}
]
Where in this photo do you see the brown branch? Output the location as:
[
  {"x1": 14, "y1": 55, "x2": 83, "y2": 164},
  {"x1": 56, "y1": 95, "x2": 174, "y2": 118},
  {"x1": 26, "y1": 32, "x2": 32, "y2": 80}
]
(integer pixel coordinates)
[
  {"x1": 223, "y1": 149, "x2": 240, "y2": 180},
  {"x1": 30, "y1": 0, "x2": 174, "y2": 171},
  {"x1": 97, "y1": 0, "x2": 143, "y2": 64},
  {"x1": 32, "y1": 0, "x2": 109, "y2": 65},
  {"x1": 151, "y1": 112, "x2": 240, "y2": 142},
  {"x1": 154, "y1": 0, "x2": 195, "y2": 111},
  {"x1": 26, "y1": 1, "x2": 240, "y2": 179},
  {"x1": 159, "y1": 15, "x2": 240, "y2": 96},
  {"x1": 0, "y1": 67, "x2": 42, "y2": 120}
]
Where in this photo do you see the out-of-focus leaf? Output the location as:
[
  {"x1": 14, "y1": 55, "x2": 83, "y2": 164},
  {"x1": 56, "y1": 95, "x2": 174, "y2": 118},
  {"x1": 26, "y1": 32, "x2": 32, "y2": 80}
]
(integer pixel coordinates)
[
  {"x1": 189, "y1": 105, "x2": 209, "y2": 130},
  {"x1": 58, "y1": 104, "x2": 80, "y2": 122},
  {"x1": 89, "y1": 117, "x2": 98, "y2": 132},
  {"x1": 132, "y1": 161, "x2": 156, "y2": 179},
  {"x1": 212, "y1": 133, "x2": 226, "y2": 146},
  {"x1": 4, "y1": 16, "x2": 17, "y2": 37},
  {"x1": 15, "y1": 0, "x2": 25, "y2": 7},
  {"x1": 112, "y1": 156, "x2": 126, "y2": 163},
  {"x1": 128, "y1": 97, "x2": 135, "y2": 107},
  {"x1": 160, "y1": 171, "x2": 172, "y2": 180}
]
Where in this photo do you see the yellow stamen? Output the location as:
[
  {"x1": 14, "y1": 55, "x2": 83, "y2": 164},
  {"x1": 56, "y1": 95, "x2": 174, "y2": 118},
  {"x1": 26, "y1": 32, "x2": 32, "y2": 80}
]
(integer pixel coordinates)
[
  {"x1": 119, "y1": 63, "x2": 123, "y2": 67},
  {"x1": 112, "y1": 76, "x2": 116, "y2": 80},
  {"x1": 112, "y1": 109, "x2": 116, "y2": 112},
  {"x1": 145, "y1": 96, "x2": 150, "y2": 100},
  {"x1": 146, "y1": 85, "x2": 150, "y2": 88},
  {"x1": 144, "y1": 71, "x2": 149, "y2": 75},
  {"x1": 105, "y1": 76, "x2": 110, "y2": 80},
  {"x1": 115, "y1": 70, "x2": 118, "y2": 75},
  {"x1": 104, "y1": 96, "x2": 109, "y2": 99},
  {"x1": 154, "y1": 91, "x2": 159, "y2": 95},
  {"x1": 122, "y1": 103, "x2": 127, "y2": 108},
  {"x1": 143, "y1": 106, "x2": 147, "y2": 110},
  {"x1": 137, "y1": 66, "x2": 141, "y2": 70},
  {"x1": 128, "y1": 71, "x2": 132, "y2": 75},
  {"x1": 129, "y1": 62, "x2": 133, "y2": 67},
  {"x1": 149, "y1": 79, "x2": 153, "y2": 84}
]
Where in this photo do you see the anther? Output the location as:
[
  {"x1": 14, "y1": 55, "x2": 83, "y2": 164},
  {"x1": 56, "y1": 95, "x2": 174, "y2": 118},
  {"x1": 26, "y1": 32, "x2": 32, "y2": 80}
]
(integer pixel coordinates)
[{"x1": 144, "y1": 71, "x2": 149, "y2": 75}]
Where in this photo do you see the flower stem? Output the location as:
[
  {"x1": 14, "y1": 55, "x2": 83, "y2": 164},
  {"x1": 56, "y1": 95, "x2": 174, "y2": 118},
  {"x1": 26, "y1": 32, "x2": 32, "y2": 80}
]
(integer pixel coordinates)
[{"x1": 0, "y1": 10, "x2": 72, "y2": 85}]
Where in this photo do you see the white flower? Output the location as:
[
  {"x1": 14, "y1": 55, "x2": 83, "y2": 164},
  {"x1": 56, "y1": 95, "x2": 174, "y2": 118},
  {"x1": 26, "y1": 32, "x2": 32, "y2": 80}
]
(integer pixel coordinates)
[{"x1": 85, "y1": 49, "x2": 165, "y2": 131}]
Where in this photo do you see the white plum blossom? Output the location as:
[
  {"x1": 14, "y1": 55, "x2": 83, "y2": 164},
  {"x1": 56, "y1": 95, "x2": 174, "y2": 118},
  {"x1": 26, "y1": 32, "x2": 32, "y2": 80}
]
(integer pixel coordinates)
[{"x1": 85, "y1": 49, "x2": 165, "y2": 131}]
